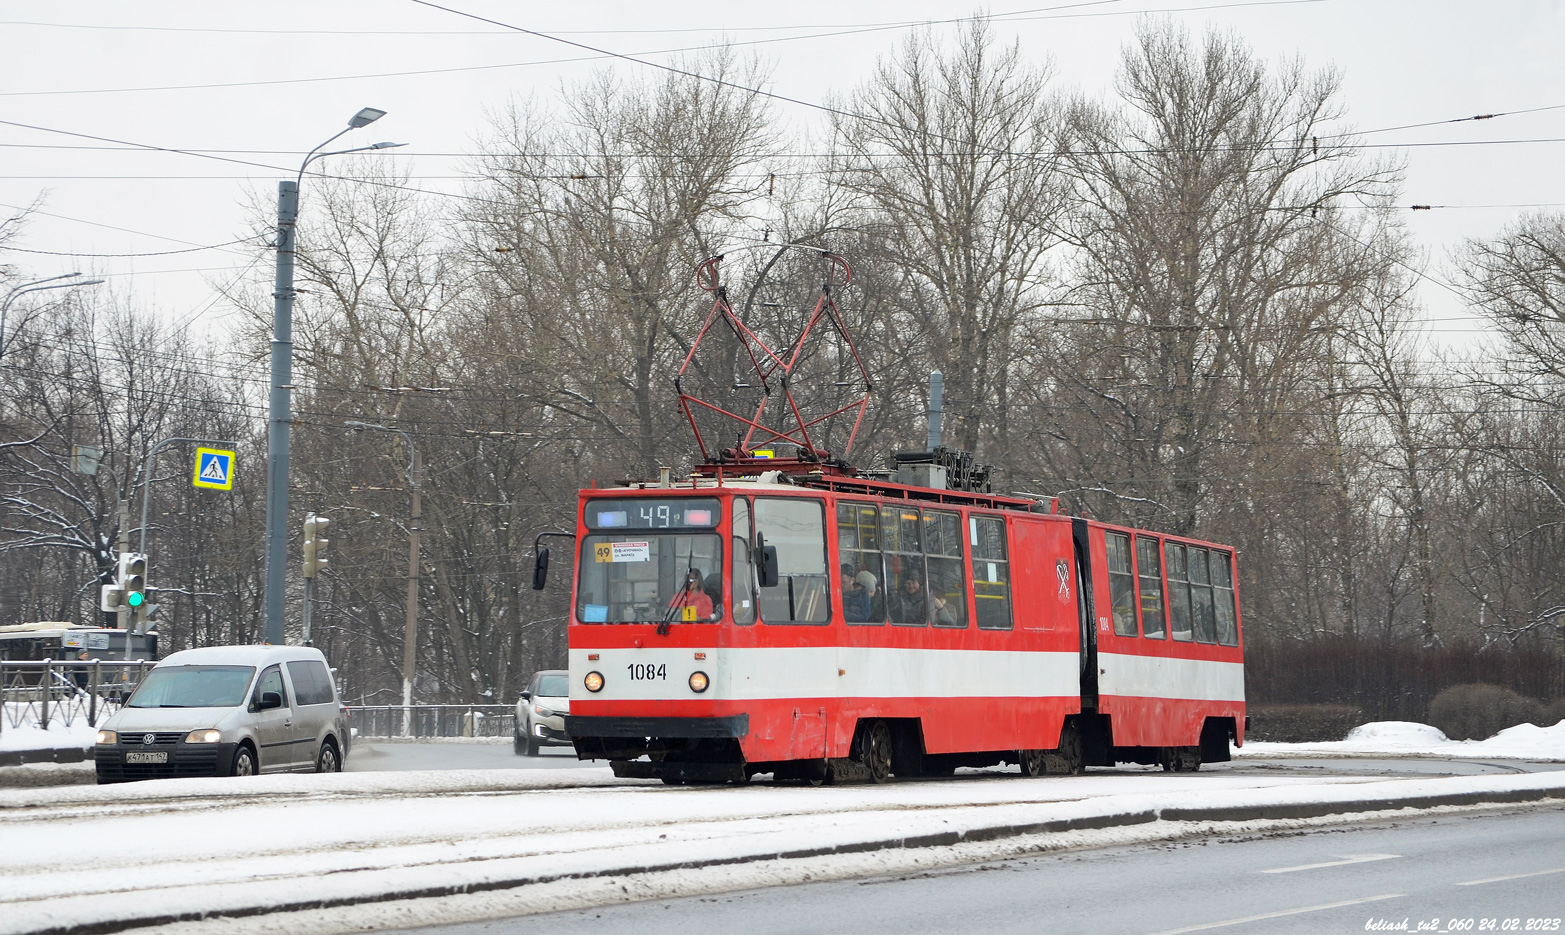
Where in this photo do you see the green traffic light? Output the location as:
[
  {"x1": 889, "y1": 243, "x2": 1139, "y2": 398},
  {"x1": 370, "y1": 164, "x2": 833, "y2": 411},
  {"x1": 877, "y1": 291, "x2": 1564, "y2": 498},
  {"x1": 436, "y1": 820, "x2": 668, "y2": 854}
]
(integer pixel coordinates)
[{"x1": 127, "y1": 592, "x2": 144, "y2": 607}]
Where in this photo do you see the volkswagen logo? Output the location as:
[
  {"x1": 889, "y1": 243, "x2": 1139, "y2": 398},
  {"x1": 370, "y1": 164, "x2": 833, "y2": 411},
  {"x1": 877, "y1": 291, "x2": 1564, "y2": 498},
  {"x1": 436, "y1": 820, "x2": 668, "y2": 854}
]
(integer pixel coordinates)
[{"x1": 142, "y1": 733, "x2": 155, "y2": 745}]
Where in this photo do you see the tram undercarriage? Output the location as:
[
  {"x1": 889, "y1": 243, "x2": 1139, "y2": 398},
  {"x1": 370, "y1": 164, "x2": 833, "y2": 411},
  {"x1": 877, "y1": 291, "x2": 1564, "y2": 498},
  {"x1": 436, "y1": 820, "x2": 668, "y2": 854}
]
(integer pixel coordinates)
[{"x1": 570, "y1": 714, "x2": 1236, "y2": 785}]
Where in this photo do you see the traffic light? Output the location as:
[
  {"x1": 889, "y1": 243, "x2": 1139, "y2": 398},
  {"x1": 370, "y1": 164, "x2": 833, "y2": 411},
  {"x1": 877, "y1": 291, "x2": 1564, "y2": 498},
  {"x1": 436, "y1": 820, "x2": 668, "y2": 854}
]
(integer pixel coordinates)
[
  {"x1": 303, "y1": 513, "x2": 331, "y2": 578},
  {"x1": 119, "y1": 552, "x2": 147, "y2": 613}
]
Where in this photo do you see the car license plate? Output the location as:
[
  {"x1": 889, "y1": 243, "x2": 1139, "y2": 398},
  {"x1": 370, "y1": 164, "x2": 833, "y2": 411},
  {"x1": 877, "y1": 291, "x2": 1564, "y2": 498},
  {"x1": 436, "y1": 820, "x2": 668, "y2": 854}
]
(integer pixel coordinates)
[{"x1": 125, "y1": 751, "x2": 167, "y2": 764}]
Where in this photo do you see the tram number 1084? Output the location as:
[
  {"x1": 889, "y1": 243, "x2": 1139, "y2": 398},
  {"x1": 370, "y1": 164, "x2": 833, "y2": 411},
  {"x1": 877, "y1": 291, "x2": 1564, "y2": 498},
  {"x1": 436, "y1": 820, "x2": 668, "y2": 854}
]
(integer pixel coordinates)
[{"x1": 627, "y1": 663, "x2": 667, "y2": 681}]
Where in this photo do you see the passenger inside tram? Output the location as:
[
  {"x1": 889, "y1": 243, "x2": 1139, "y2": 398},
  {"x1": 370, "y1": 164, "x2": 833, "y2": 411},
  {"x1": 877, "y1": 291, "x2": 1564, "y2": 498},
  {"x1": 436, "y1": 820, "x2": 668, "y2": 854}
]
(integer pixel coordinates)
[
  {"x1": 853, "y1": 570, "x2": 881, "y2": 622},
  {"x1": 841, "y1": 564, "x2": 872, "y2": 621}
]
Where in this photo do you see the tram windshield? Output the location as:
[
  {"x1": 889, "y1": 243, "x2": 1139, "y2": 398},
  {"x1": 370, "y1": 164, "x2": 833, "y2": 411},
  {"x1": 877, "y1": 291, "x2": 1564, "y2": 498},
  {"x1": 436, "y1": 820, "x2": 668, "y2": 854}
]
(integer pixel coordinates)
[{"x1": 576, "y1": 498, "x2": 725, "y2": 624}]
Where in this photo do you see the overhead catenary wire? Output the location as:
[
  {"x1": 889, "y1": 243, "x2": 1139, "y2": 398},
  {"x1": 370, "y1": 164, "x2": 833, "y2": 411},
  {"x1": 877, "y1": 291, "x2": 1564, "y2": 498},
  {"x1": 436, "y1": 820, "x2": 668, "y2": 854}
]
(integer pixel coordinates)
[{"x1": 0, "y1": 1, "x2": 1323, "y2": 98}]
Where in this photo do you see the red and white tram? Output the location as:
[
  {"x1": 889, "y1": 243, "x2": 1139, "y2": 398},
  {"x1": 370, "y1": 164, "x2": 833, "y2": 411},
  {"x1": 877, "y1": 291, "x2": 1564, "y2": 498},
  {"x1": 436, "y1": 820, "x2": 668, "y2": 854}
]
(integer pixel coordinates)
[
  {"x1": 556, "y1": 468, "x2": 1244, "y2": 783},
  {"x1": 548, "y1": 252, "x2": 1244, "y2": 784}
]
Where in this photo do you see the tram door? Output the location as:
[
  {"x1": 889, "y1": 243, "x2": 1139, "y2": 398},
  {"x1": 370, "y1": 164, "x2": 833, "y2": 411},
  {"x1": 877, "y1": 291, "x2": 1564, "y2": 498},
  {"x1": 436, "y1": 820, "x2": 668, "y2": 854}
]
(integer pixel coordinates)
[{"x1": 1072, "y1": 519, "x2": 1099, "y2": 709}]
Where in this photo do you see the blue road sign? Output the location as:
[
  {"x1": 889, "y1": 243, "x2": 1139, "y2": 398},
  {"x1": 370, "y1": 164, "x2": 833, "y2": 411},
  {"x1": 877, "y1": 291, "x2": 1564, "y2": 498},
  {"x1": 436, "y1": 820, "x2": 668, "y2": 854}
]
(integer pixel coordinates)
[{"x1": 193, "y1": 447, "x2": 236, "y2": 490}]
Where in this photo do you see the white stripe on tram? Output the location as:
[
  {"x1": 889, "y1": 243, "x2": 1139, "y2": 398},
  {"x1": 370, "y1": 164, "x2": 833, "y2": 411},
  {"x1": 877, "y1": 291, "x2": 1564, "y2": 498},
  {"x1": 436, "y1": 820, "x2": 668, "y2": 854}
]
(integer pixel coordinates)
[
  {"x1": 570, "y1": 646, "x2": 1082, "y2": 702},
  {"x1": 1097, "y1": 651, "x2": 1246, "y2": 703}
]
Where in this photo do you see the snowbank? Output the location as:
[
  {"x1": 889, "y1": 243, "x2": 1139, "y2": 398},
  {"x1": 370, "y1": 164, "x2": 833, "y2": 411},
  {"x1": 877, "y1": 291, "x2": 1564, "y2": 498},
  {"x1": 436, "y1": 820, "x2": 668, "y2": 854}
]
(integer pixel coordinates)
[
  {"x1": 1239, "y1": 719, "x2": 1565, "y2": 761},
  {"x1": 0, "y1": 719, "x2": 95, "y2": 754}
]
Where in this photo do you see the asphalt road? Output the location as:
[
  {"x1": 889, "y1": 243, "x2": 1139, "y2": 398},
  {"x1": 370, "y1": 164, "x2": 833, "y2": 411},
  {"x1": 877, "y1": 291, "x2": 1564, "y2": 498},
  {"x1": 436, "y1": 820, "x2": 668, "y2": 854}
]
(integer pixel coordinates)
[
  {"x1": 344, "y1": 740, "x2": 588, "y2": 771},
  {"x1": 394, "y1": 804, "x2": 1565, "y2": 935}
]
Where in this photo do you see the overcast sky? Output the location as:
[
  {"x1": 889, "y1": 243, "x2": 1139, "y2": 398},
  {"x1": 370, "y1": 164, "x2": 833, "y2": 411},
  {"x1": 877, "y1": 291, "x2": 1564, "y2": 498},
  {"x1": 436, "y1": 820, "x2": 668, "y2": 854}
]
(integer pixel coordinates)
[{"x1": 1, "y1": 0, "x2": 1561, "y2": 355}]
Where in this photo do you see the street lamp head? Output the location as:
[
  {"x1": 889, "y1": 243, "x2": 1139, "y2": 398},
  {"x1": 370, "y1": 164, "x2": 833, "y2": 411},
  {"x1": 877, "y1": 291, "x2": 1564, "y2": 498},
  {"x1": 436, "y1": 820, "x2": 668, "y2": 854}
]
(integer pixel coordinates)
[
  {"x1": 349, "y1": 107, "x2": 387, "y2": 129},
  {"x1": 368, "y1": 142, "x2": 407, "y2": 150},
  {"x1": 345, "y1": 420, "x2": 368, "y2": 432}
]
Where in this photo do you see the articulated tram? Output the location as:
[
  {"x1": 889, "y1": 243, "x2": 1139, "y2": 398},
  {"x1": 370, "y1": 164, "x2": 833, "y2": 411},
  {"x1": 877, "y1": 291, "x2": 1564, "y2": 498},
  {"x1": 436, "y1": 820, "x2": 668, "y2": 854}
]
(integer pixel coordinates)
[
  {"x1": 553, "y1": 252, "x2": 1244, "y2": 784},
  {"x1": 557, "y1": 465, "x2": 1245, "y2": 784}
]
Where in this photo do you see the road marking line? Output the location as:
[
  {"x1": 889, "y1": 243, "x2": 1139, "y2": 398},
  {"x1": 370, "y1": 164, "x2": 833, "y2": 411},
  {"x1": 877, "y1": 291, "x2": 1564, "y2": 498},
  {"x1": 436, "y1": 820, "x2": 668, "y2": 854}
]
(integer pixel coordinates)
[
  {"x1": 1261, "y1": 853, "x2": 1401, "y2": 874},
  {"x1": 1145, "y1": 894, "x2": 1405, "y2": 935},
  {"x1": 1458, "y1": 867, "x2": 1565, "y2": 886}
]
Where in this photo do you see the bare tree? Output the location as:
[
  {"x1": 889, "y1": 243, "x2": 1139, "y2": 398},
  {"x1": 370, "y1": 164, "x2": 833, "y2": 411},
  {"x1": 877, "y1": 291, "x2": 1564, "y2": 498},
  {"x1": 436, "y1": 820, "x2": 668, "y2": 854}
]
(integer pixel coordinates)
[
  {"x1": 829, "y1": 20, "x2": 1067, "y2": 467},
  {"x1": 464, "y1": 47, "x2": 778, "y2": 479},
  {"x1": 1040, "y1": 20, "x2": 1399, "y2": 536}
]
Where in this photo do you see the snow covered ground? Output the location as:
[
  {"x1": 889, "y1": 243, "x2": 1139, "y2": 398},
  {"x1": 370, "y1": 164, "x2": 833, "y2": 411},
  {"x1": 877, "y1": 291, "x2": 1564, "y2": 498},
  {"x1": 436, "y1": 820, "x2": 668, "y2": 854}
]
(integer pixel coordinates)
[
  {"x1": 4, "y1": 722, "x2": 1565, "y2": 935},
  {"x1": 1238, "y1": 719, "x2": 1565, "y2": 760},
  {"x1": 0, "y1": 720, "x2": 96, "y2": 754}
]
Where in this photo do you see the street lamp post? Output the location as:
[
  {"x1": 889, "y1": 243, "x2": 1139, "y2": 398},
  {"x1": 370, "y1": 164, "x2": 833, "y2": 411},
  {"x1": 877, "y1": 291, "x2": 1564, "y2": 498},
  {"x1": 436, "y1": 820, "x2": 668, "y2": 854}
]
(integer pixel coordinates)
[
  {"x1": 346, "y1": 420, "x2": 420, "y2": 737},
  {"x1": 0, "y1": 273, "x2": 104, "y2": 368},
  {"x1": 263, "y1": 109, "x2": 405, "y2": 645}
]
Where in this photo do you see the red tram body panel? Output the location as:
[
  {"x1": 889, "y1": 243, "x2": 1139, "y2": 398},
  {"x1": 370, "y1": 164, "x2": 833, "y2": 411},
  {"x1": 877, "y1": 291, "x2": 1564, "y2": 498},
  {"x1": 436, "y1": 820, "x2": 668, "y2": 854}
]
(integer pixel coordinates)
[{"x1": 563, "y1": 475, "x2": 1245, "y2": 782}]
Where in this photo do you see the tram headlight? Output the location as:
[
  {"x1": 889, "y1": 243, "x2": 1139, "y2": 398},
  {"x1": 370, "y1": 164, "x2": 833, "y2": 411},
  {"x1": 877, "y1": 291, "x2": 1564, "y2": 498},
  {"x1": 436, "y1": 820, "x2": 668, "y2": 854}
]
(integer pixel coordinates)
[
  {"x1": 584, "y1": 671, "x2": 605, "y2": 693},
  {"x1": 688, "y1": 671, "x2": 709, "y2": 693}
]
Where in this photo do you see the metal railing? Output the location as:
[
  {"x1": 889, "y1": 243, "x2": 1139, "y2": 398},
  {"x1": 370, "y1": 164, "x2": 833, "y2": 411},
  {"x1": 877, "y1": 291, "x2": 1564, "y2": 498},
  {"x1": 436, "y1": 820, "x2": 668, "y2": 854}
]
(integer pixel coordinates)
[
  {"x1": 0, "y1": 659, "x2": 157, "y2": 736},
  {"x1": 347, "y1": 704, "x2": 517, "y2": 739}
]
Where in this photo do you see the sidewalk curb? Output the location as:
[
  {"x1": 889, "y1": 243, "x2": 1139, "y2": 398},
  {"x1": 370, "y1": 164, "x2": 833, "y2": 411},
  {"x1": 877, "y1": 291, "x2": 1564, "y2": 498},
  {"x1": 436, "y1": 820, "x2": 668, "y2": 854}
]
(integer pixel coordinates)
[
  {"x1": 0, "y1": 747, "x2": 92, "y2": 769},
  {"x1": 24, "y1": 781, "x2": 1565, "y2": 935}
]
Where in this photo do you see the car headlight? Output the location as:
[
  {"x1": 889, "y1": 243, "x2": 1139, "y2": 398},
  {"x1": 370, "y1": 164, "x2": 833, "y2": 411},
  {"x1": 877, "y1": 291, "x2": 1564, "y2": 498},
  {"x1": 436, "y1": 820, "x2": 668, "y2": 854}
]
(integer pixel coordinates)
[
  {"x1": 689, "y1": 671, "x2": 709, "y2": 693},
  {"x1": 95, "y1": 730, "x2": 117, "y2": 745},
  {"x1": 584, "y1": 671, "x2": 604, "y2": 692},
  {"x1": 533, "y1": 704, "x2": 554, "y2": 718},
  {"x1": 185, "y1": 729, "x2": 222, "y2": 744}
]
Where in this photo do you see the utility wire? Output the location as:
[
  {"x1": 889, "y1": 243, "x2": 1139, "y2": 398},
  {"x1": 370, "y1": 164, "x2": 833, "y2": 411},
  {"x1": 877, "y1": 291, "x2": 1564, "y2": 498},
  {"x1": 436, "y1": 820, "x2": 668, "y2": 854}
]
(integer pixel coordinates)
[
  {"x1": 2, "y1": 234, "x2": 265, "y2": 258},
  {"x1": 0, "y1": 1, "x2": 1321, "y2": 98}
]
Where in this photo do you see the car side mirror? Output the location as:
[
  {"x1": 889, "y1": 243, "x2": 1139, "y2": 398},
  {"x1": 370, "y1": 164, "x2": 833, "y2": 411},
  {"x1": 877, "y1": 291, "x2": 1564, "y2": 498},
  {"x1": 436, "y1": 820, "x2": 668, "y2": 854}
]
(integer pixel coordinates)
[
  {"x1": 520, "y1": 690, "x2": 532, "y2": 701},
  {"x1": 531, "y1": 547, "x2": 550, "y2": 591},
  {"x1": 755, "y1": 533, "x2": 780, "y2": 589},
  {"x1": 256, "y1": 691, "x2": 283, "y2": 711}
]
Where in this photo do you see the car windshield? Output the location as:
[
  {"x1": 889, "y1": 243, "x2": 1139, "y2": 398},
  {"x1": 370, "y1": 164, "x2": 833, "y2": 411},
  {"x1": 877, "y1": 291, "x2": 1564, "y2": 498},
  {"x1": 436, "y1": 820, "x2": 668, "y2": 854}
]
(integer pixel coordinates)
[
  {"x1": 536, "y1": 674, "x2": 568, "y2": 696},
  {"x1": 127, "y1": 665, "x2": 255, "y2": 708}
]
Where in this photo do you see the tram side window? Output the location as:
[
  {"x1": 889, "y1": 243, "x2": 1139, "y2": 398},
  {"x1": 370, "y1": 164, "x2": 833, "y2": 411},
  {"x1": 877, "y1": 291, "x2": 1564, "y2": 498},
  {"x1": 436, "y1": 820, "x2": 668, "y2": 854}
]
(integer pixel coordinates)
[
  {"x1": 1212, "y1": 550, "x2": 1239, "y2": 646},
  {"x1": 1105, "y1": 532, "x2": 1137, "y2": 636},
  {"x1": 756, "y1": 498, "x2": 830, "y2": 625},
  {"x1": 970, "y1": 515, "x2": 1013, "y2": 631},
  {"x1": 1167, "y1": 543, "x2": 1194, "y2": 641},
  {"x1": 837, "y1": 502, "x2": 885, "y2": 624},
  {"x1": 922, "y1": 509, "x2": 967, "y2": 628},
  {"x1": 1136, "y1": 536, "x2": 1166, "y2": 639},
  {"x1": 1188, "y1": 547, "x2": 1217, "y2": 644},
  {"x1": 882, "y1": 505, "x2": 928, "y2": 626},
  {"x1": 732, "y1": 498, "x2": 756, "y2": 625}
]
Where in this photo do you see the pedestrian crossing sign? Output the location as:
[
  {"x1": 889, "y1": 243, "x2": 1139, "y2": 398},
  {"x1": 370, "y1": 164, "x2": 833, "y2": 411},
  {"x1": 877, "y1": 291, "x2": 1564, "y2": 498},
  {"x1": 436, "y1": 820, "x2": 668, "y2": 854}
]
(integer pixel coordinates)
[{"x1": 193, "y1": 447, "x2": 236, "y2": 490}]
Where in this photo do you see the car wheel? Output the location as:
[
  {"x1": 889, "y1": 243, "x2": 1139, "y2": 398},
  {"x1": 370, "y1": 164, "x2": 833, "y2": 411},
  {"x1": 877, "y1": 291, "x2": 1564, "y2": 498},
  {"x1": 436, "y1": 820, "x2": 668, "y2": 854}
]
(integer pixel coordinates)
[
  {"x1": 513, "y1": 732, "x2": 528, "y2": 756},
  {"x1": 524, "y1": 732, "x2": 539, "y2": 757},
  {"x1": 231, "y1": 745, "x2": 257, "y2": 777},
  {"x1": 316, "y1": 740, "x2": 341, "y2": 773}
]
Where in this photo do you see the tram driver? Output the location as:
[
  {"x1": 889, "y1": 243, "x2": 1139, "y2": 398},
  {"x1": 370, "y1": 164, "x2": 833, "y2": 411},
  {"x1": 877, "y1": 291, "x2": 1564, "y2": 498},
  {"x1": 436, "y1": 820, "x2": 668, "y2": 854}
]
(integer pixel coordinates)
[{"x1": 668, "y1": 569, "x2": 721, "y2": 622}]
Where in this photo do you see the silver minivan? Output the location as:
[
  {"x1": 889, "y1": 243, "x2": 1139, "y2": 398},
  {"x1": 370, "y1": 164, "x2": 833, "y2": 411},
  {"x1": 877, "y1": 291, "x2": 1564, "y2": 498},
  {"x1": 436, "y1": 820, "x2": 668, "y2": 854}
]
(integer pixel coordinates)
[{"x1": 94, "y1": 645, "x2": 350, "y2": 783}]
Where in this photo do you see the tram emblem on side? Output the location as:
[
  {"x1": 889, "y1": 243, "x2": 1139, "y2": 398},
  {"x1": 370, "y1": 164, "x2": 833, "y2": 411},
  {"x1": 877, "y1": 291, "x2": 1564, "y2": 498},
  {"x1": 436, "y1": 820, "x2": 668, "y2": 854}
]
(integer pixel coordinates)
[{"x1": 1056, "y1": 559, "x2": 1071, "y2": 602}]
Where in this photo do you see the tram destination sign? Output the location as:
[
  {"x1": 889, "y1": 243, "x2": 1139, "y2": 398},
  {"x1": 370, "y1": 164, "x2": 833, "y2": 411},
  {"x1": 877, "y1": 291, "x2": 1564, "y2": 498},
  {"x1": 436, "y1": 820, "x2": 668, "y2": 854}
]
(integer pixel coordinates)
[{"x1": 585, "y1": 497, "x2": 720, "y2": 530}]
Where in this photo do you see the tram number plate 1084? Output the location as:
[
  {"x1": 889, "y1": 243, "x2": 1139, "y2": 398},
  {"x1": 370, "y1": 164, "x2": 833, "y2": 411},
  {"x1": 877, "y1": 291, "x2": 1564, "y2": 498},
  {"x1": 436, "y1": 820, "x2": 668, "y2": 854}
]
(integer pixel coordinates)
[{"x1": 627, "y1": 663, "x2": 666, "y2": 681}]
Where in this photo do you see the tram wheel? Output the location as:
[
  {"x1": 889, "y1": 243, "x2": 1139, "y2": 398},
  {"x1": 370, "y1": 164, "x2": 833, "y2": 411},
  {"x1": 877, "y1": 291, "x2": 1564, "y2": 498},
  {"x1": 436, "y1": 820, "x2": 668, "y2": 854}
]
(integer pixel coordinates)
[
  {"x1": 1043, "y1": 720, "x2": 1084, "y2": 775},
  {"x1": 864, "y1": 720, "x2": 894, "y2": 783},
  {"x1": 1019, "y1": 748, "x2": 1048, "y2": 777}
]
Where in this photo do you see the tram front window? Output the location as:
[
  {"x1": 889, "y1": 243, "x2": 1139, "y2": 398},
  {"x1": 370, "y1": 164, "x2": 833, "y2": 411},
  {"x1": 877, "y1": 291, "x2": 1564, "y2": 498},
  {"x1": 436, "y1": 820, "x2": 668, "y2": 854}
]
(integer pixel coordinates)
[
  {"x1": 577, "y1": 533, "x2": 724, "y2": 623},
  {"x1": 576, "y1": 497, "x2": 724, "y2": 624}
]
